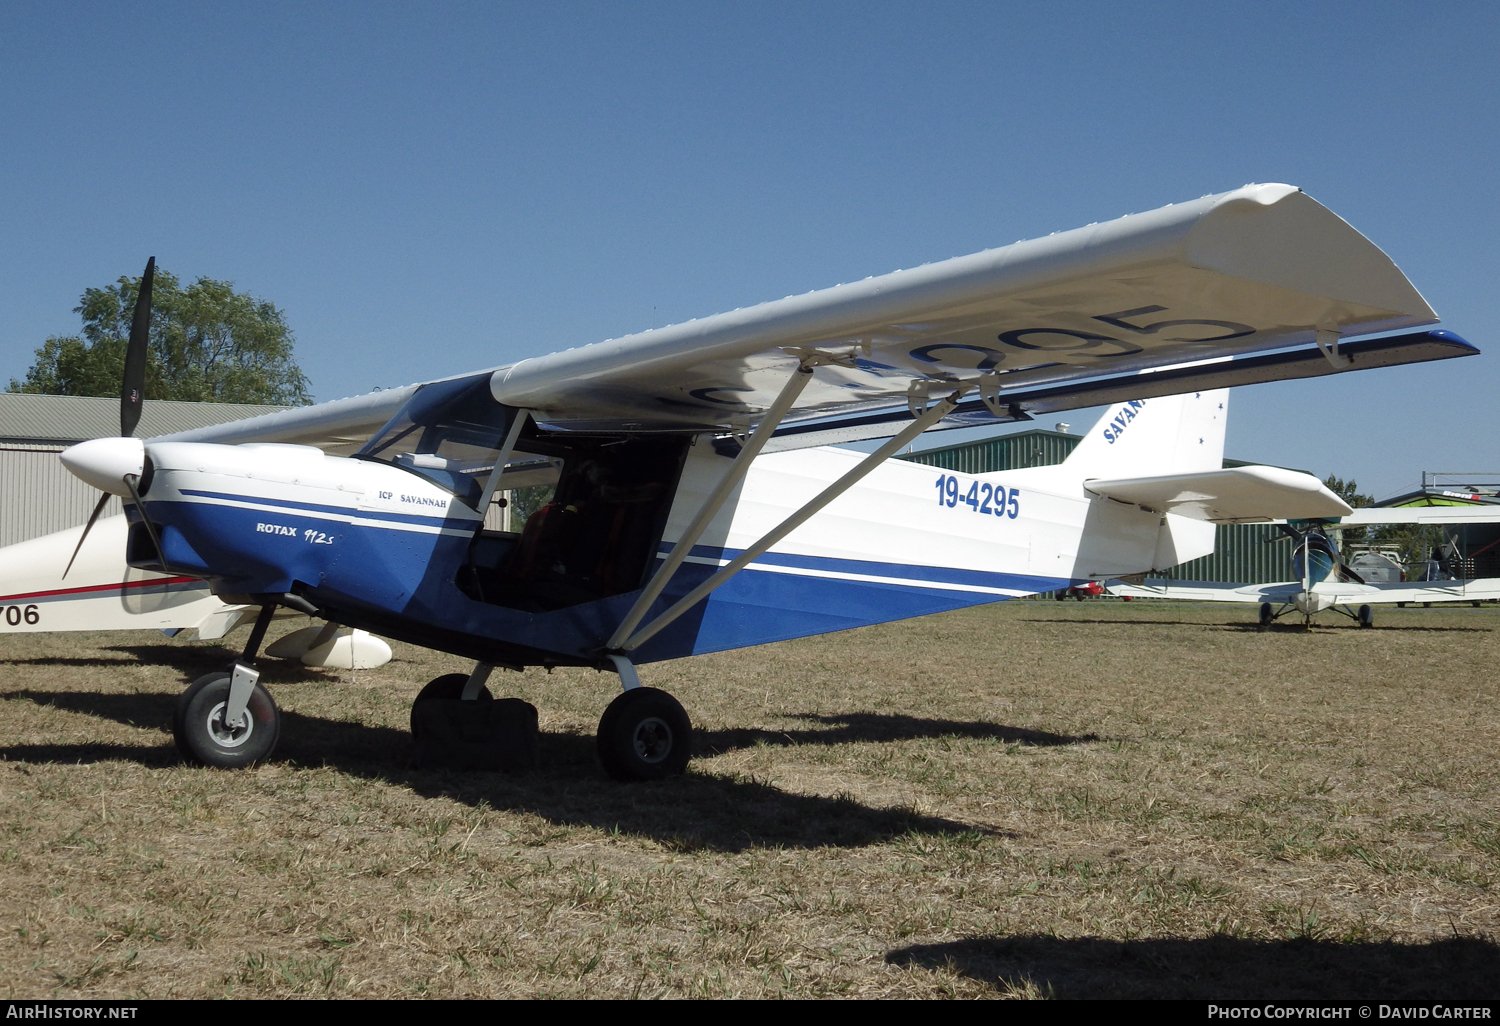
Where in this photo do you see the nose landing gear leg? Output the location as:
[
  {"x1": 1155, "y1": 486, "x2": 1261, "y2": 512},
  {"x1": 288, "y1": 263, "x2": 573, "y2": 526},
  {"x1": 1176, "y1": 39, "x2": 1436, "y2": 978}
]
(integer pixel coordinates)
[{"x1": 173, "y1": 604, "x2": 282, "y2": 768}]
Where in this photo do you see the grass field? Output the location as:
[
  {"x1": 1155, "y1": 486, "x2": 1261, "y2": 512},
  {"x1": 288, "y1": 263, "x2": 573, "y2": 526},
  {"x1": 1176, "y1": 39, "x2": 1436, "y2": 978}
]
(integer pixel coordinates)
[{"x1": 1, "y1": 599, "x2": 1497, "y2": 999}]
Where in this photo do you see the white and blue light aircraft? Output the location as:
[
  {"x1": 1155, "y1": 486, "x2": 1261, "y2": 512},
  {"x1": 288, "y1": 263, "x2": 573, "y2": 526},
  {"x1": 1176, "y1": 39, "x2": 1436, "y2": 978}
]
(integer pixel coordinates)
[
  {"x1": 4, "y1": 184, "x2": 1479, "y2": 777},
  {"x1": 1109, "y1": 508, "x2": 1500, "y2": 627}
]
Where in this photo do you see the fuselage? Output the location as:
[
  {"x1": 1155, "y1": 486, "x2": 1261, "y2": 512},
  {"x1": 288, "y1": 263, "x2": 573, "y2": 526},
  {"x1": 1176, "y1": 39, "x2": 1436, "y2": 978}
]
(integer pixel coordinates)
[
  {"x1": 1289, "y1": 529, "x2": 1346, "y2": 613},
  {"x1": 121, "y1": 437, "x2": 1181, "y2": 668}
]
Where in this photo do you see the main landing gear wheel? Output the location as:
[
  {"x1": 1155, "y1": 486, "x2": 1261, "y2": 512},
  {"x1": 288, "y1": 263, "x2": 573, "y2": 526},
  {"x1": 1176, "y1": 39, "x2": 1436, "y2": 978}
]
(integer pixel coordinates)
[
  {"x1": 410, "y1": 673, "x2": 492, "y2": 737},
  {"x1": 1259, "y1": 602, "x2": 1274, "y2": 627},
  {"x1": 1358, "y1": 604, "x2": 1373, "y2": 629},
  {"x1": 596, "y1": 687, "x2": 692, "y2": 781},
  {"x1": 173, "y1": 670, "x2": 281, "y2": 768}
]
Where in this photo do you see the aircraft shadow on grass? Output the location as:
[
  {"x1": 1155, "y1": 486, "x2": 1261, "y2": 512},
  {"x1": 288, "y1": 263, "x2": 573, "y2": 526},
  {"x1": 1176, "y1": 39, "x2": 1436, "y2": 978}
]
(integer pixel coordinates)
[
  {"x1": 886, "y1": 934, "x2": 1500, "y2": 1000},
  {"x1": 696, "y1": 713, "x2": 1095, "y2": 755},
  {"x1": 0, "y1": 683, "x2": 1013, "y2": 854}
]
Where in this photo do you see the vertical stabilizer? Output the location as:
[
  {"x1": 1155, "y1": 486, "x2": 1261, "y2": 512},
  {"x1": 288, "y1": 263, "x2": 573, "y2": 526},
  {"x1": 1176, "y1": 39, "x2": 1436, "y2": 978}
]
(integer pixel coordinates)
[{"x1": 1064, "y1": 389, "x2": 1228, "y2": 480}]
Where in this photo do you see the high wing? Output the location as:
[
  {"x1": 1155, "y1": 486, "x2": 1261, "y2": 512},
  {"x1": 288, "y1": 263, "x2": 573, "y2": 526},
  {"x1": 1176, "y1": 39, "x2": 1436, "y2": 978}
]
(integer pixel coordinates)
[
  {"x1": 1309, "y1": 579, "x2": 1500, "y2": 603},
  {"x1": 1340, "y1": 507, "x2": 1500, "y2": 525},
  {"x1": 151, "y1": 386, "x2": 419, "y2": 455},
  {"x1": 490, "y1": 183, "x2": 1441, "y2": 433},
  {"x1": 1108, "y1": 580, "x2": 1304, "y2": 603},
  {"x1": 1086, "y1": 466, "x2": 1351, "y2": 523},
  {"x1": 151, "y1": 183, "x2": 1464, "y2": 453},
  {"x1": 1108, "y1": 578, "x2": 1500, "y2": 604}
]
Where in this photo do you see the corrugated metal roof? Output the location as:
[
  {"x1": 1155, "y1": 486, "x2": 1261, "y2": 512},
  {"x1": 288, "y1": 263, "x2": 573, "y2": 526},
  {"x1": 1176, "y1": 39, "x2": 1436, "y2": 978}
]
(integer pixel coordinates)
[{"x1": 0, "y1": 393, "x2": 291, "y2": 444}]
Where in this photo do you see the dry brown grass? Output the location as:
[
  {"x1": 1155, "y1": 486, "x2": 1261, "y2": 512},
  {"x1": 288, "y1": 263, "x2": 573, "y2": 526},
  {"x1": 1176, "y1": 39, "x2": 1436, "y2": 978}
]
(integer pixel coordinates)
[{"x1": 0, "y1": 599, "x2": 1497, "y2": 999}]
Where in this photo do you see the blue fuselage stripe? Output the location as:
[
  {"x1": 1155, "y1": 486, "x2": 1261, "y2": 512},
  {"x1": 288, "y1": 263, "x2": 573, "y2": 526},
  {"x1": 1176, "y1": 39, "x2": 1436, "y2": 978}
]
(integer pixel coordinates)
[
  {"x1": 178, "y1": 488, "x2": 470, "y2": 528},
  {"x1": 659, "y1": 543, "x2": 1039, "y2": 591}
]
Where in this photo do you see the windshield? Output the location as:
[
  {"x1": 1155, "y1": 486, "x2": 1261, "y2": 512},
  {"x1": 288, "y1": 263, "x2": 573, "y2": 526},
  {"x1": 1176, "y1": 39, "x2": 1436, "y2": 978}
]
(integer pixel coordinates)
[{"x1": 355, "y1": 374, "x2": 516, "y2": 507}]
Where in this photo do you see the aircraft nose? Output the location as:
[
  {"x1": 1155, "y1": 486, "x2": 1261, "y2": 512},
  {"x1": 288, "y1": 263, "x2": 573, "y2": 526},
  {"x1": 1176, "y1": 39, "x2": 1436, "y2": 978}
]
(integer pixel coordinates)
[{"x1": 60, "y1": 436, "x2": 146, "y2": 495}]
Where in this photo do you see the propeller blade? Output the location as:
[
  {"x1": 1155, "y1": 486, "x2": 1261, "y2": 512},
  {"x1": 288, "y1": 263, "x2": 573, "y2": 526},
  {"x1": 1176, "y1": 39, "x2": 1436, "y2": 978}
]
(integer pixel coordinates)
[
  {"x1": 62, "y1": 491, "x2": 112, "y2": 579},
  {"x1": 120, "y1": 257, "x2": 154, "y2": 437},
  {"x1": 122, "y1": 473, "x2": 167, "y2": 568}
]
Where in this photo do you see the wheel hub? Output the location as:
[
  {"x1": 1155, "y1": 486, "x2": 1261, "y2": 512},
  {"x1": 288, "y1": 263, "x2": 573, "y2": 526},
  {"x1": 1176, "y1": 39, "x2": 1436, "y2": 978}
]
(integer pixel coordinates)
[
  {"x1": 206, "y1": 701, "x2": 254, "y2": 748},
  {"x1": 632, "y1": 716, "x2": 673, "y2": 764}
]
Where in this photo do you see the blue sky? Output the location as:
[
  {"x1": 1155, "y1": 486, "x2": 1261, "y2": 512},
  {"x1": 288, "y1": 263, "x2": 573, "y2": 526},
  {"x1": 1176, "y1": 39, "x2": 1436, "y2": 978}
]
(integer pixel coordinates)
[{"x1": 1, "y1": 1, "x2": 1495, "y2": 499}]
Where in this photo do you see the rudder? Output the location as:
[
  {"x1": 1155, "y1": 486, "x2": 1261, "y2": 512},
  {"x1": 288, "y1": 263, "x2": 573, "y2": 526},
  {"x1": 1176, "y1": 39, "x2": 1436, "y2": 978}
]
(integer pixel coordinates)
[{"x1": 1063, "y1": 389, "x2": 1228, "y2": 479}]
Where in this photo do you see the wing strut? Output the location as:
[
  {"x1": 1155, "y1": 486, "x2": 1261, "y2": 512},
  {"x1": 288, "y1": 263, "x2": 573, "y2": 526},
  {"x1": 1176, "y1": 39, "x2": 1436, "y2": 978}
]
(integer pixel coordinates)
[
  {"x1": 606, "y1": 364, "x2": 816, "y2": 650},
  {"x1": 476, "y1": 408, "x2": 533, "y2": 513},
  {"x1": 614, "y1": 384, "x2": 970, "y2": 653}
]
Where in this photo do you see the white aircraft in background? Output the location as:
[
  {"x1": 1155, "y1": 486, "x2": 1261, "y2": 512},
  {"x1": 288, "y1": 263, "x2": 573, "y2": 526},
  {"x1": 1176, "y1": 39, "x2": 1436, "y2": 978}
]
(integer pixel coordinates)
[
  {"x1": 2, "y1": 183, "x2": 1480, "y2": 777},
  {"x1": 1110, "y1": 506, "x2": 1500, "y2": 627},
  {"x1": 0, "y1": 514, "x2": 393, "y2": 669}
]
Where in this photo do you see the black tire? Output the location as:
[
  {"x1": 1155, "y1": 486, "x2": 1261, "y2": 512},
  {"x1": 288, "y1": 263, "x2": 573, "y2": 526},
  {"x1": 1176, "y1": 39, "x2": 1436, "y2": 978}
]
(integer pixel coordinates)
[
  {"x1": 1358, "y1": 604, "x2": 1373, "y2": 628},
  {"x1": 173, "y1": 670, "x2": 280, "y2": 768},
  {"x1": 1054, "y1": 590, "x2": 1066, "y2": 601},
  {"x1": 1259, "y1": 602, "x2": 1273, "y2": 627},
  {"x1": 596, "y1": 687, "x2": 691, "y2": 781},
  {"x1": 410, "y1": 673, "x2": 492, "y2": 737}
]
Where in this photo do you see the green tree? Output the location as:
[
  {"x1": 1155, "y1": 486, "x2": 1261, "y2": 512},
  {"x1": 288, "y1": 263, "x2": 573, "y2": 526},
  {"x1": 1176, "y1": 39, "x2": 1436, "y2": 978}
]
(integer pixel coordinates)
[
  {"x1": 9, "y1": 268, "x2": 311, "y2": 405},
  {"x1": 1322, "y1": 475, "x2": 1373, "y2": 510},
  {"x1": 1323, "y1": 474, "x2": 1374, "y2": 547}
]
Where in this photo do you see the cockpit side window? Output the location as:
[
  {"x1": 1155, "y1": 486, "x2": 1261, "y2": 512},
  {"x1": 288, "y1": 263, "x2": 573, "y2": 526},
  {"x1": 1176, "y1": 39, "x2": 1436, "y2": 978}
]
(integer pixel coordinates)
[{"x1": 355, "y1": 374, "x2": 516, "y2": 507}]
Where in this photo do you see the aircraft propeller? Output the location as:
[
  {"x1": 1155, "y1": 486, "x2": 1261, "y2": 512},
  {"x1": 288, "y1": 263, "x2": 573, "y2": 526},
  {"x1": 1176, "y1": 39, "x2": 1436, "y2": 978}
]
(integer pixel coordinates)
[
  {"x1": 1274, "y1": 521, "x2": 1366, "y2": 586},
  {"x1": 60, "y1": 257, "x2": 158, "y2": 577}
]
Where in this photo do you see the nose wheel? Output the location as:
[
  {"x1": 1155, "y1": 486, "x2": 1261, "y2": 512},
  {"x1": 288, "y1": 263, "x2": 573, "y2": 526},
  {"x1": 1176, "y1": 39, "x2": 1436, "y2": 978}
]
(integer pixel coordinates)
[
  {"x1": 596, "y1": 687, "x2": 692, "y2": 781},
  {"x1": 173, "y1": 669, "x2": 281, "y2": 768},
  {"x1": 173, "y1": 602, "x2": 282, "y2": 768}
]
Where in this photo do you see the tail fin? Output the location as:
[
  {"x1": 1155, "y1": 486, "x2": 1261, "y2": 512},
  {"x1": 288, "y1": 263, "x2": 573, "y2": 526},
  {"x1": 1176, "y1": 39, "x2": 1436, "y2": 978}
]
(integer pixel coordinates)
[{"x1": 1064, "y1": 389, "x2": 1228, "y2": 479}]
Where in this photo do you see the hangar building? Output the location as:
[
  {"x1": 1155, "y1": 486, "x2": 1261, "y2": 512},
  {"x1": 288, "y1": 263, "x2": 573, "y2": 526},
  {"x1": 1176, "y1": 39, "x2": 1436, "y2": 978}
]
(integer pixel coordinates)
[{"x1": 0, "y1": 393, "x2": 288, "y2": 547}]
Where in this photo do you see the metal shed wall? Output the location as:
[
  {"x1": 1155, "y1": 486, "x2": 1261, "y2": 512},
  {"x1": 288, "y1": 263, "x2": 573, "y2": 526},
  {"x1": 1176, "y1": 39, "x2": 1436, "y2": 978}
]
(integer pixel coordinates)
[
  {"x1": 0, "y1": 445, "x2": 122, "y2": 548},
  {"x1": 1154, "y1": 524, "x2": 1292, "y2": 584},
  {"x1": 899, "y1": 429, "x2": 1081, "y2": 474},
  {"x1": 0, "y1": 394, "x2": 290, "y2": 548},
  {"x1": 897, "y1": 429, "x2": 1293, "y2": 584}
]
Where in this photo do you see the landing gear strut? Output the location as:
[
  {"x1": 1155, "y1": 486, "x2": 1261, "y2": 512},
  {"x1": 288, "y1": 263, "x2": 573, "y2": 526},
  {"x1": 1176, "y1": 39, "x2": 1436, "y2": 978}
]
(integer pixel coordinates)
[
  {"x1": 173, "y1": 604, "x2": 281, "y2": 767},
  {"x1": 596, "y1": 687, "x2": 692, "y2": 781},
  {"x1": 596, "y1": 656, "x2": 692, "y2": 781},
  {"x1": 408, "y1": 662, "x2": 537, "y2": 772},
  {"x1": 410, "y1": 670, "x2": 493, "y2": 737}
]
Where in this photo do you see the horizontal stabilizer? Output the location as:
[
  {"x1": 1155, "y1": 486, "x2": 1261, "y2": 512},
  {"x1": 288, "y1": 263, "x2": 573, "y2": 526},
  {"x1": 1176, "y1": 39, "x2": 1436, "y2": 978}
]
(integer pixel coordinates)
[{"x1": 1086, "y1": 466, "x2": 1351, "y2": 523}]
